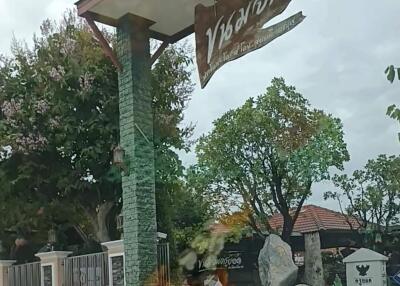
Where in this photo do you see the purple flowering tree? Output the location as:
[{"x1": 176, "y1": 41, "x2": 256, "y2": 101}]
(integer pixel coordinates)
[{"x1": 0, "y1": 10, "x2": 196, "y2": 246}]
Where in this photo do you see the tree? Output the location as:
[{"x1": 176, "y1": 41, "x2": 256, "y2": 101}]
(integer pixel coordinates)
[
  {"x1": 326, "y1": 155, "x2": 400, "y2": 237},
  {"x1": 171, "y1": 183, "x2": 215, "y2": 252},
  {"x1": 0, "y1": 13, "x2": 122, "y2": 243},
  {"x1": 0, "y1": 11, "x2": 196, "y2": 245},
  {"x1": 195, "y1": 78, "x2": 349, "y2": 242}
]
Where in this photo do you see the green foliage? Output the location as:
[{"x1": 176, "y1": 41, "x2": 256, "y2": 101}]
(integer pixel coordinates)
[
  {"x1": 332, "y1": 275, "x2": 343, "y2": 286},
  {"x1": 195, "y1": 77, "x2": 349, "y2": 241},
  {"x1": 0, "y1": 12, "x2": 120, "y2": 243},
  {"x1": 157, "y1": 178, "x2": 215, "y2": 272},
  {"x1": 322, "y1": 252, "x2": 344, "y2": 285},
  {"x1": 385, "y1": 65, "x2": 400, "y2": 141},
  {"x1": 0, "y1": 10, "x2": 207, "y2": 255},
  {"x1": 327, "y1": 155, "x2": 400, "y2": 246},
  {"x1": 388, "y1": 104, "x2": 400, "y2": 120},
  {"x1": 385, "y1": 65, "x2": 400, "y2": 83},
  {"x1": 387, "y1": 104, "x2": 400, "y2": 141},
  {"x1": 179, "y1": 226, "x2": 227, "y2": 272}
]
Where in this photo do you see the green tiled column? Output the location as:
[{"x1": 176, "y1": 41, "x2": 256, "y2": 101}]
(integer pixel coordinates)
[{"x1": 117, "y1": 15, "x2": 157, "y2": 286}]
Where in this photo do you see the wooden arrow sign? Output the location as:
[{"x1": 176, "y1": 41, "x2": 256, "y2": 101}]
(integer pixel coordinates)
[{"x1": 195, "y1": 0, "x2": 305, "y2": 88}]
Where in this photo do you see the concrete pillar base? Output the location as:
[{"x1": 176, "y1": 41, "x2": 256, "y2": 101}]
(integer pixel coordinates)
[{"x1": 102, "y1": 240, "x2": 125, "y2": 286}]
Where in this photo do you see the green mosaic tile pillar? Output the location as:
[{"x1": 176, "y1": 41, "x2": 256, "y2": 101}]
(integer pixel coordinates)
[{"x1": 117, "y1": 15, "x2": 157, "y2": 286}]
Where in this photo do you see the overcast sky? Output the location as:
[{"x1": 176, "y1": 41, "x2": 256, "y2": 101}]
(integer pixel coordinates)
[{"x1": 1, "y1": 0, "x2": 399, "y2": 210}]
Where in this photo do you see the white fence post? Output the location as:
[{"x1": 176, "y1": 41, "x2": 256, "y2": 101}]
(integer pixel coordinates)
[
  {"x1": 35, "y1": 252, "x2": 72, "y2": 286},
  {"x1": 102, "y1": 240, "x2": 125, "y2": 286},
  {"x1": 0, "y1": 261, "x2": 15, "y2": 286}
]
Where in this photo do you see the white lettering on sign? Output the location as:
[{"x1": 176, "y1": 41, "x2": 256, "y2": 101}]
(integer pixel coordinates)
[
  {"x1": 235, "y1": 2, "x2": 252, "y2": 33},
  {"x1": 198, "y1": 253, "x2": 244, "y2": 270},
  {"x1": 205, "y1": 0, "x2": 274, "y2": 64},
  {"x1": 218, "y1": 12, "x2": 235, "y2": 50}
]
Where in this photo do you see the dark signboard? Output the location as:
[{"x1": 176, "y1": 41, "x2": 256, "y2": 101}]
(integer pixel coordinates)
[
  {"x1": 195, "y1": 0, "x2": 305, "y2": 88},
  {"x1": 198, "y1": 251, "x2": 257, "y2": 272},
  {"x1": 192, "y1": 251, "x2": 259, "y2": 286},
  {"x1": 111, "y1": 255, "x2": 125, "y2": 286},
  {"x1": 43, "y1": 265, "x2": 53, "y2": 286}
]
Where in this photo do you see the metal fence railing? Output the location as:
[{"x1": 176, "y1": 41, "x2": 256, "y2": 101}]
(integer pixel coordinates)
[
  {"x1": 8, "y1": 243, "x2": 170, "y2": 286},
  {"x1": 8, "y1": 262, "x2": 41, "y2": 286},
  {"x1": 157, "y1": 243, "x2": 170, "y2": 286},
  {"x1": 64, "y1": 252, "x2": 109, "y2": 286}
]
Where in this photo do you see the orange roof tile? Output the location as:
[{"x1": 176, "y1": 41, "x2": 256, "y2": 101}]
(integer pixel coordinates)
[{"x1": 268, "y1": 205, "x2": 362, "y2": 234}]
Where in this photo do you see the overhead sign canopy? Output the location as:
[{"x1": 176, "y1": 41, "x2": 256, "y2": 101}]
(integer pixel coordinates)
[
  {"x1": 76, "y1": 0, "x2": 215, "y2": 42},
  {"x1": 77, "y1": 0, "x2": 305, "y2": 88}
]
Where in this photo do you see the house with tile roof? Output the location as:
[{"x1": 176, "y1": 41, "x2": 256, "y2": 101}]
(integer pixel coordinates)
[
  {"x1": 268, "y1": 205, "x2": 365, "y2": 284},
  {"x1": 268, "y1": 204, "x2": 363, "y2": 251},
  {"x1": 269, "y1": 204, "x2": 362, "y2": 235},
  {"x1": 185, "y1": 205, "x2": 365, "y2": 285}
]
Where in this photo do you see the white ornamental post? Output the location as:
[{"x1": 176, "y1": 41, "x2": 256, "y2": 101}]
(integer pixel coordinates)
[
  {"x1": 35, "y1": 251, "x2": 72, "y2": 286},
  {"x1": 343, "y1": 248, "x2": 388, "y2": 286},
  {"x1": 102, "y1": 240, "x2": 125, "y2": 286}
]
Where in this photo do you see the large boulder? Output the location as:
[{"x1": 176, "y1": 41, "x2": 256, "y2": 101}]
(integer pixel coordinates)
[{"x1": 258, "y1": 234, "x2": 298, "y2": 286}]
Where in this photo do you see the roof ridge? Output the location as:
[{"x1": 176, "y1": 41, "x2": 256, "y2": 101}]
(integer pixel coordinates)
[
  {"x1": 268, "y1": 204, "x2": 362, "y2": 234},
  {"x1": 308, "y1": 205, "x2": 325, "y2": 231},
  {"x1": 306, "y1": 204, "x2": 347, "y2": 217},
  {"x1": 310, "y1": 204, "x2": 361, "y2": 229}
]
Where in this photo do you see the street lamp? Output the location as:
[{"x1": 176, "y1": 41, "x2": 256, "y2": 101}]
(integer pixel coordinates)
[
  {"x1": 112, "y1": 145, "x2": 126, "y2": 168},
  {"x1": 48, "y1": 228, "x2": 57, "y2": 251},
  {"x1": 116, "y1": 213, "x2": 123, "y2": 239},
  {"x1": 375, "y1": 232, "x2": 383, "y2": 244}
]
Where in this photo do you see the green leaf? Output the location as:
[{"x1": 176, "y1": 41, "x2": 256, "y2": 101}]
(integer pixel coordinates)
[
  {"x1": 386, "y1": 65, "x2": 396, "y2": 83},
  {"x1": 387, "y1": 104, "x2": 396, "y2": 116}
]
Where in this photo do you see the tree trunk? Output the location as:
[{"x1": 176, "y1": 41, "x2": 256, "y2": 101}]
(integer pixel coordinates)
[
  {"x1": 282, "y1": 215, "x2": 294, "y2": 244},
  {"x1": 87, "y1": 201, "x2": 114, "y2": 243},
  {"x1": 304, "y1": 232, "x2": 324, "y2": 286}
]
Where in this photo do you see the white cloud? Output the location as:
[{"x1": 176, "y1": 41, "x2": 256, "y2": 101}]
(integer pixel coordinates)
[{"x1": 0, "y1": 0, "x2": 76, "y2": 55}]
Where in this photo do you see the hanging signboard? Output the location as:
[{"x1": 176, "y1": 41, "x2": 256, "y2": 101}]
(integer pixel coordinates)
[{"x1": 195, "y1": 0, "x2": 305, "y2": 88}]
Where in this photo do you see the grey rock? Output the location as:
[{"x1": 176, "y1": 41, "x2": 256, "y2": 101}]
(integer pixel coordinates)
[{"x1": 258, "y1": 234, "x2": 298, "y2": 286}]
